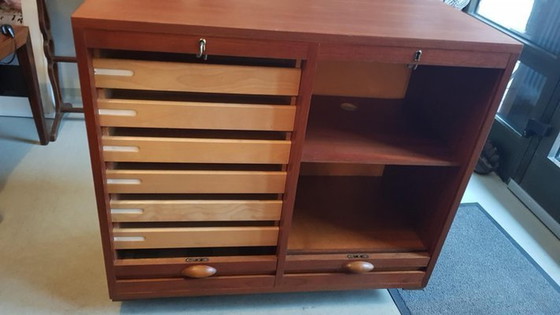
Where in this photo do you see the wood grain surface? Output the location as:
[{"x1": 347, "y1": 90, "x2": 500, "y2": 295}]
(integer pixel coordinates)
[
  {"x1": 94, "y1": 58, "x2": 301, "y2": 96},
  {"x1": 285, "y1": 252, "x2": 430, "y2": 273},
  {"x1": 97, "y1": 99, "x2": 296, "y2": 131},
  {"x1": 73, "y1": 0, "x2": 520, "y2": 53},
  {"x1": 105, "y1": 170, "x2": 287, "y2": 194},
  {"x1": 113, "y1": 226, "x2": 279, "y2": 249},
  {"x1": 110, "y1": 200, "x2": 282, "y2": 222},
  {"x1": 72, "y1": 0, "x2": 521, "y2": 299},
  {"x1": 102, "y1": 136, "x2": 291, "y2": 164}
]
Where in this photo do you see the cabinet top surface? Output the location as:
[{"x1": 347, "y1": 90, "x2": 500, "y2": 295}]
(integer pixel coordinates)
[{"x1": 73, "y1": 0, "x2": 520, "y2": 53}]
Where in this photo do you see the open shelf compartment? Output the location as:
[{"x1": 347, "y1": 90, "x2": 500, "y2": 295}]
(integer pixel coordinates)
[
  {"x1": 287, "y1": 174, "x2": 427, "y2": 254},
  {"x1": 303, "y1": 96, "x2": 458, "y2": 166},
  {"x1": 304, "y1": 62, "x2": 504, "y2": 167}
]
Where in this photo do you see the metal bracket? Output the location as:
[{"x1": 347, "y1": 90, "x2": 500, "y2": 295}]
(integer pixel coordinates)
[
  {"x1": 408, "y1": 49, "x2": 423, "y2": 70},
  {"x1": 196, "y1": 38, "x2": 208, "y2": 60}
]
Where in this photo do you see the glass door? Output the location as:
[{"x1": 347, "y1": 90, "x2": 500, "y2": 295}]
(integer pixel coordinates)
[
  {"x1": 515, "y1": 95, "x2": 560, "y2": 238},
  {"x1": 467, "y1": 0, "x2": 560, "y2": 237}
]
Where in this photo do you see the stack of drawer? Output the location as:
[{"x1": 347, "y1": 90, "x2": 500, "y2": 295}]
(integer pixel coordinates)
[{"x1": 91, "y1": 49, "x2": 301, "y2": 279}]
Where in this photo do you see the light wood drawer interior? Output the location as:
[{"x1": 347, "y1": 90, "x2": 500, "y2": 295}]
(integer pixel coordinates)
[
  {"x1": 94, "y1": 50, "x2": 302, "y2": 266},
  {"x1": 93, "y1": 58, "x2": 301, "y2": 96},
  {"x1": 97, "y1": 99, "x2": 296, "y2": 131},
  {"x1": 106, "y1": 169, "x2": 287, "y2": 194},
  {"x1": 110, "y1": 200, "x2": 283, "y2": 222},
  {"x1": 113, "y1": 226, "x2": 279, "y2": 249},
  {"x1": 102, "y1": 136, "x2": 291, "y2": 164}
]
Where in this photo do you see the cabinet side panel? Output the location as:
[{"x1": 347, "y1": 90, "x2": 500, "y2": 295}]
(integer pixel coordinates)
[
  {"x1": 421, "y1": 55, "x2": 520, "y2": 285},
  {"x1": 72, "y1": 26, "x2": 117, "y2": 298},
  {"x1": 403, "y1": 54, "x2": 520, "y2": 286},
  {"x1": 404, "y1": 65, "x2": 503, "y2": 163}
]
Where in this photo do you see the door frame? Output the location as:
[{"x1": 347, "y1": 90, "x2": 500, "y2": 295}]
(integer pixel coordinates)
[
  {"x1": 466, "y1": 0, "x2": 560, "y2": 238},
  {"x1": 465, "y1": 0, "x2": 560, "y2": 182}
]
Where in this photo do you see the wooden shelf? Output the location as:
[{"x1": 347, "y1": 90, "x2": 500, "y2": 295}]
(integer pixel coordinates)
[
  {"x1": 287, "y1": 176, "x2": 426, "y2": 254},
  {"x1": 302, "y1": 96, "x2": 457, "y2": 166}
]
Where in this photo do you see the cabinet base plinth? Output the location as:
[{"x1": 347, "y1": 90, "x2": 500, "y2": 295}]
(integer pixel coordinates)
[{"x1": 110, "y1": 271, "x2": 425, "y2": 300}]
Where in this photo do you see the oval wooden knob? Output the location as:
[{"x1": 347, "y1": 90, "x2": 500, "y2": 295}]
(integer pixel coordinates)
[
  {"x1": 181, "y1": 265, "x2": 217, "y2": 278},
  {"x1": 343, "y1": 261, "x2": 374, "y2": 274}
]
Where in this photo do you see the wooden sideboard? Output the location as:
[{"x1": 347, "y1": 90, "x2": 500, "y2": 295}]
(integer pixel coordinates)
[{"x1": 72, "y1": 0, "x2": 521, "y2": 300}]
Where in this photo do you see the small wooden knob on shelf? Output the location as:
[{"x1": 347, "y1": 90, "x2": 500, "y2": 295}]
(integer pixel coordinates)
[
  {"x1": 181, "y1": 265, "x2": 217, "y2": 278},
  {"x1": 343, "y1": 261, "x2": 374, "y2": 274}
]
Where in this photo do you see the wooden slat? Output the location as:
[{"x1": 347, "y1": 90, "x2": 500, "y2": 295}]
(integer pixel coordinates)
[
  {"x1": 102, "y1": 136, "x2": 291, "y2": 164},
  {"x1": 97, "y1": 99, "x2": 296, "y2": 131},
  {"x1": 105, "y1": 170, "x2": 287, "y2": 194},
  {"x1": 110, "y1": 200, "x2": 283, "y2": 222},
  {"x1": 113, "y1": 226, "x2": 279, "y2": 249},
  {"x1": 93, "y1": 58, "x2": 301, "y2": 96}
]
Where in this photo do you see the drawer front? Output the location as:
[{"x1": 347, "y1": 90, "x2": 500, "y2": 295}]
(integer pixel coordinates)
[
  {"x1": 113, "y1": 226, "x2": 279, "y2": 249},
  {"x1": 319, "y1": 44, "x2": 510, "y2": 68},
  {"x1": 94, "y1": 58, "x2": 301, "y2": 96},
  {"x1": 110, "y1": 200, "x2": 283, "y2": 222},
  {"x1": 285, "y1": 252, "x2": 430, "y2": 273},
  {"x1": 114, "y1": 275, "x2": 276, "y2": 299},
  {"x1": 282, "y1": 271, "x2": 425, "y2": 290},
  {"x1": 115, "y1": 256, "x2": 277, "y2": 279},
  {"x1": 105, "y1": 170, "x2": 287, "y2": 194},
  {"x1": 97, "y1": 99, "x2": 296, "y2": 131},
  {"x1": 84, "y1": 29, "x2": 310, "y2": 60},
  {"x1": 102, "y1": 136, "x2": 291, "y2": 164}
]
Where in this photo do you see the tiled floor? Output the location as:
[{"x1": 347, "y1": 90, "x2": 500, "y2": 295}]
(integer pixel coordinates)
[{"x1": 0, "y1": 116, "x2": 558, "y2": 314}]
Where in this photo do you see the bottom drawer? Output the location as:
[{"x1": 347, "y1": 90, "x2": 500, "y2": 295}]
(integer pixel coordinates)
[
  {"x1": 113, "y1": 275, "x2": 276, "y2": 300},
  {"x1": 281, "y1": 271, "x2": 425, "y2": 290},
  {"x1": 115, "y1": 255, "x2": 277, "y2": 279},
  {"x1": 285, "y1": 252, "x2": 430, "y2": 274}
]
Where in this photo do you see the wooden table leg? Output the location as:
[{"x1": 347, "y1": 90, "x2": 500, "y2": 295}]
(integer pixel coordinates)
[{"x1": 16, "y1": 35, "x2": 49, "y2": 145}]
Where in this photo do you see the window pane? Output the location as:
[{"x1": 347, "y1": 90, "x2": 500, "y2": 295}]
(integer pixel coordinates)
[
  {"x1": 476, "y1": 0, "x2": 560, "y2": 54},
  {"x1": 549, "y1": 130, "x2": 560, "y2": 165},
  {"x1": 497, "y1": 61, "x2": 547, "y2": 133}
]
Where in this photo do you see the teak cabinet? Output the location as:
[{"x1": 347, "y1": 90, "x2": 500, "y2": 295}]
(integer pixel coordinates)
[{"x1": 72, "y1": 0, "x2": 521, "y2": 300}]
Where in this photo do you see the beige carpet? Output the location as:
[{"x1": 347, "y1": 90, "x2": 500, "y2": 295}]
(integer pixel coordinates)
[{"x1": 0, "y1": 116, "x2": 399, "y2": 314}]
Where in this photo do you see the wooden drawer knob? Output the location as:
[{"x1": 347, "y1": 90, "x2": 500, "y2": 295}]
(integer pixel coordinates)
[
  {"x1": 181, "y1": 265, "x2": 217, "y2": 278},
  {"x1": 343, "y1": 261, "x2": 374, "y2": 274}
]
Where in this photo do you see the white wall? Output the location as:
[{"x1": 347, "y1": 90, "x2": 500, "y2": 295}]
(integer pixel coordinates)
[{"x1": 45, "y1": 0, "x2": 83, "y2": 100}]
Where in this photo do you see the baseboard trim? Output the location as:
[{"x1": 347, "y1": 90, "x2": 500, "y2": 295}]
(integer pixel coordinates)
[{"x1": 508, "y1": 179, "x2": 560, "y2": 239}]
